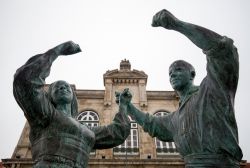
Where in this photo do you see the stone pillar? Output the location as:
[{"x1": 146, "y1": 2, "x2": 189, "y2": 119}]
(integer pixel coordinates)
[
  {"x1": 104, "y1": 79, "x2": 113, "y2": 106},
  {"x1": 138, "y1": 79, "x2": 147, "y2": 107}
]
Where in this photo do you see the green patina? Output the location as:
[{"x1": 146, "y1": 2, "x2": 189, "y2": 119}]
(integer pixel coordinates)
[
  {"x1": 13, "y1": 41, "x2": 131, "y2": 168},
  {"x1": 120, "y1": 9, "x2": 242, "y2": 168}
]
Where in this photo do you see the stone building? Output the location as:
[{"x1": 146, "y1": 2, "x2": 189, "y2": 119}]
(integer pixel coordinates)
[{"x1": 6, "y1": 59, "x2": 246, "y2": 168}]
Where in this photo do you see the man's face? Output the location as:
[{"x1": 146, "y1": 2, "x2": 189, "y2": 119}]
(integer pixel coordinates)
[
  {"x1": 169, "y1": 65, "x2": 192, "y2": 91},
  {"x1": 51, "y1": 80, "x2": 73, "y2": 105}
]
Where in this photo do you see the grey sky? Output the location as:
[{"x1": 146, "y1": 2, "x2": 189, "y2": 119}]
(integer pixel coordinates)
[{"x1": 0, "y1": 0, "x2": 249, "y2": 161}]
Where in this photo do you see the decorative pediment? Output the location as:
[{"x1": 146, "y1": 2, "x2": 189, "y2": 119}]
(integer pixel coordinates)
[
  {"x1": 103, "y1": 69, "x2": 148, "y2": 85},
  {"x1": 103, "y1": 59, "x2": 148, "y2": 85},
  {"x1": 103, "y1": 69, "x2": 147, "y2": 78}
]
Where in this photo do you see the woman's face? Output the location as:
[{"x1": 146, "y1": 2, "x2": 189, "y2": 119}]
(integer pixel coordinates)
[{"x1": 50, "y1": 80, "x2": 73, "y2": 105}]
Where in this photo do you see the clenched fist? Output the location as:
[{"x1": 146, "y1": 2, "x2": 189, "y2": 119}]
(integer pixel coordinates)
[
  {"x1": 152, "y1": 9, "x2": 179, "y2": 30},
  {"x1": 53, "y1": 41, "x2": 82, "y2": 56}
]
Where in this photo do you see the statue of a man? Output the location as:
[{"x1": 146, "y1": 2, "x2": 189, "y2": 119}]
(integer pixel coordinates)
[
  {"x1": 120, "y1": 9, "x2": 243, "y2": 167},
  {"x1": 13, "y1": 41, "x2": 131, "y2": 168}
]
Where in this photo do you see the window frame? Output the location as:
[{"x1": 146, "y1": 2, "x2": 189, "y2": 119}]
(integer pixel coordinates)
[
  {"x1": 113, "y1": 116, "x2": 139, "y2": 156},
  {"x1": 154, "y1": 111, "x2": 178, "y2": 156}
]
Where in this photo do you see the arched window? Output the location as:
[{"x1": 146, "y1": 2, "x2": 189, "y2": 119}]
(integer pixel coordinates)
[
  {"x1": 77, "y1": 110, "x2": 99, "y2": 127},
  {"x1": 113, "y1": 116, "x2": 139, "y2": 155},
  {"x1": 154, "y1": 111, "x2": 178, "y2": 155},
  {"x1": 77, "y1": 110, "x2": 99, "y2": 155}
]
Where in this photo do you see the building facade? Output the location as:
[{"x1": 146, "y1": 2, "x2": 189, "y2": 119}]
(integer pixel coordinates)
[{"x1": 3, "y1": 60, "x2": 246, "y2": 168}]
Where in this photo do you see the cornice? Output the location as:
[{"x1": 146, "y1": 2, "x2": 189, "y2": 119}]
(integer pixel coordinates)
[
  {"x1": 103, "y1": 69, "x2": 148, "y2": 85},
  {"x1": 146, "y1": 91, "x2": 178, "y2": 100},
  {"x1": 76, "y1": 90, "x2": 104, "y2": 99}
]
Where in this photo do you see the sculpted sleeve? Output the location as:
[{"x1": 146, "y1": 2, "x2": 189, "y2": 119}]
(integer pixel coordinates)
[
  {"x1": 13, "y1": 51, "x2": 57, "y2": 127},
  {"x1": 143, "y1": 113, "x2": 174, "y2": 142},
  {"x1": 92, "y1": 110, "x2": 130, "y2": 149},
  {"x1": 204, "y1": 36, "x2": 239, "y2": 95}
]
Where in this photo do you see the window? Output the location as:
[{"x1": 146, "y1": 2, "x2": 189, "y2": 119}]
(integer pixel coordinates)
[
  {"x1": 154, "y1": 111, "x2": 178, "y2": 155},
  {"x1": 77, "y1": 110, "x2": 99, "y2": 127},
  {"x1": 113, "y1": 116, "x2": 139, "y2": 155},
  {"x1": 77, "y1": 110, "x2": 99, "y2": 155}
]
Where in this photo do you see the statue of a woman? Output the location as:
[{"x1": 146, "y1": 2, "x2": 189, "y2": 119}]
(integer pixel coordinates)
[{"x1": 13, "y1": 41, "x2": 131, "y2": 168}]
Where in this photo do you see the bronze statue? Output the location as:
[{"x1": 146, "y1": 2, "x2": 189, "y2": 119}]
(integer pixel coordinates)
[
  {"x1": 13, "y1": 41, "x2": 131, "y2": 168},
  {"x1": 120, "y1": 9, "x2": 242, "y2": 167}
]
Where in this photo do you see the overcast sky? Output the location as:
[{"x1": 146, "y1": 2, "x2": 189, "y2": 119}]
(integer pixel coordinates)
[{"x1": 1, "y1": 0, "x2": 250, "y2": 162}]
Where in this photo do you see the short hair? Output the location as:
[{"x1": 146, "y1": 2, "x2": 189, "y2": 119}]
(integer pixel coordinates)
[
  {"x1": 48, "y1": 80, "x2": 78, "y2": 118},
  {"x1": 169, "y1": 60, "x2": 196, "y2": 78}
]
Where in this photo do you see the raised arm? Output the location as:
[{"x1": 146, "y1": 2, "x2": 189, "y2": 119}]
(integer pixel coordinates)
[
  {"x1": 152, "y1": 9, "x2": 223, "y2": 51},
  {"x1": 152, "y1": 9, "x2": 239, "y2": 93},
  {"x1": 92, "y1": 89, "x2": 131, "y2": 149},
  {"x1": 13, "y1": 41, "x2": 81, "y2": 124}
]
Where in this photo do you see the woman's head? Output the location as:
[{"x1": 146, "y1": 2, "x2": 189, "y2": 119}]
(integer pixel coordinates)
[{"x1": 48, "y1": 80, "x2": 78, "y2": 117}]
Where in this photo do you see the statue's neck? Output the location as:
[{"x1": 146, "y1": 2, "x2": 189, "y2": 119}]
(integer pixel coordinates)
[
  {"x1": 177, "y1": 83, "x2": 193, "y2": 102},
  {"x1": 56, "y1": 104, "x2": 72, "y2": 117}
]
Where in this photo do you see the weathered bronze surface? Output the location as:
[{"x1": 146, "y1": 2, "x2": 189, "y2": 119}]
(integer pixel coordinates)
[
  {"x1": 121, "y1": 9, "x2": 243, "y2": 167},
  {"x1": 13, "y1": 41, "x2": 130, "y2": 168}
]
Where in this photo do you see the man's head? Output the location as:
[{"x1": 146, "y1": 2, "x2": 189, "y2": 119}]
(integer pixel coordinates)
[
  {"x1": 169, "y1": 60, "x2": 195, "y2": 91},
  {"x1": 48, "y1": 80, "x2": 78, "y2": 117}
]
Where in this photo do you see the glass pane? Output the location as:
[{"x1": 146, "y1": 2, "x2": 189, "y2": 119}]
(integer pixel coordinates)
[
  {"x1": 156, "y1": 140, "x2": 160, "y2": 147},
  {"x1": 133, "y1": 130, "x2": 137, "y2": 134},
  {"x1": 131, "y1": 123, "x2": 137, "y2": 128}
]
